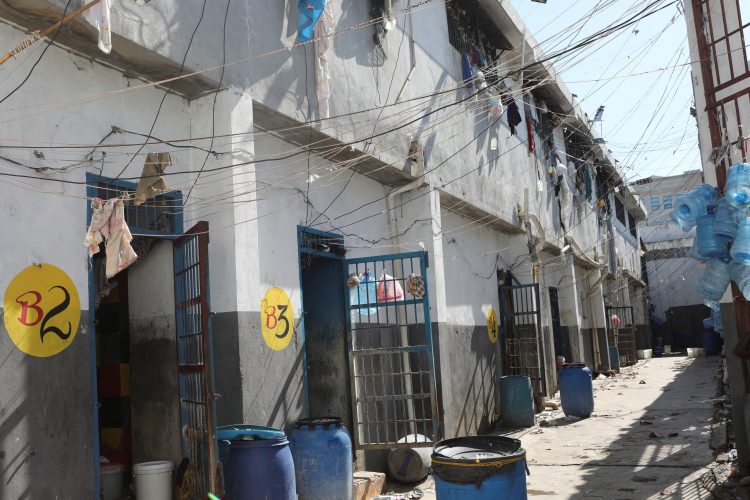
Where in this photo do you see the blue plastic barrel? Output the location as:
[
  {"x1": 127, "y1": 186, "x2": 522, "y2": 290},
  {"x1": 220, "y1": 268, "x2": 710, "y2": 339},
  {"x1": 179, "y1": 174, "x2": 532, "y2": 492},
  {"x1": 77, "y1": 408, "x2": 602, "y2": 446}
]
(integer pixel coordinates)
[
  {"x1": 432, "y1": 436, "x2": 527, "y2": 500},
  {"x1": 225, "y1": 429, "x2": 296, "y2": 500},
  {"x1": 703, "y1": 331, "x2": 722, "y2": 355},
  {"x1": 289, "y1": 417, "x2": 353, "y2": 500},
  {"x1": 217, "y1": 424, "x2": 285, "y2": 483},
  {"x1": 609, "y1": 346, "x2": 620, "y2": 370},
  {"x1": 499, "y1": 375, "x2": 535, "y2": 428},
  {"x1": 559, "y1": 363, "x2": 594, "y2": 418}
]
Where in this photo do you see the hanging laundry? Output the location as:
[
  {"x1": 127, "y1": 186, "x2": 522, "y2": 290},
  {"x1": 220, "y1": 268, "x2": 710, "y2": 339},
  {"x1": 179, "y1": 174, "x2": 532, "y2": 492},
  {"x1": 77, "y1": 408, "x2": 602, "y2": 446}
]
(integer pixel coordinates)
[
  {"x1": 298, "y1": 0, "x2": 327, "y2": 43},
  {"x1": 376, "y1": 273, "x2": 404, "y2": 302},
  {"x1": 487, "y1": 93, "x2": 503, "y2": 119},
  {"x1": 83, "y1": 0, "x2": 112, "y2": 54},
  {"x1": 506, "y1": 100, "x2": 522, "y2": 135},
  {"x1": 406, "y1": 273, "x2": 425, "y2": 299},
  {"x1": 135, "y1": 152, "x2": 171, "y2": 205},
  {"x1": 314, "y1": 2, "x2": 334, "y2": 119},
  {"x1": 469, "y1": 46, "x2": 479, "y2": 66},
  {"x1": 461, "y1": 54, "x2": 474, "y2": 89},
  {"x1": 84, "y1": 198, "x2": 138, "y2": 278},
  {"x1": 525, "y1": 110, "x2": 535, "y2": 152},
  {"x1": 382, "y1": 0, "x2": 396, "y2": 31},
  {"x1": 584, "y1": 164, "x2": 594, "y2": 201}
]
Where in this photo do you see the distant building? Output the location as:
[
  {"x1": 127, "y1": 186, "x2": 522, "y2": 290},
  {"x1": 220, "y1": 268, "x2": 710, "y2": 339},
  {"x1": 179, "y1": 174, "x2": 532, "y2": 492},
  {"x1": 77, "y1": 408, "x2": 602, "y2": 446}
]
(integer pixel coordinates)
[{"x1": 630, "y1": 170, "x2": 709, "y2": 349}]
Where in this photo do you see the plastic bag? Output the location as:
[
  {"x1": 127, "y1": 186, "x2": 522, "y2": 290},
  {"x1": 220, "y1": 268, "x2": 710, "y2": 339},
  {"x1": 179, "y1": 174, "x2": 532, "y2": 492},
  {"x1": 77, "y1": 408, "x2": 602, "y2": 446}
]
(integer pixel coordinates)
[
  {"x1": 350, "y1": 272, "x2": 377, "y2": 317},
  {"x1": 377, "y1": 273, "x2": 404, "y2": 302}
]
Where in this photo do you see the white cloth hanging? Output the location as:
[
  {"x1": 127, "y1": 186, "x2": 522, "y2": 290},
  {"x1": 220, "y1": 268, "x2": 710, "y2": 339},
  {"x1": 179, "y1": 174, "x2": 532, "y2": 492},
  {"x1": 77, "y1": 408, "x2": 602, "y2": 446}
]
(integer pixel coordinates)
[
  {"x1": 314, "y1": 2, "x2": 334, "y2": 119},
  {"x1": 84, "y1": 198, "x2": 138, "y2": 278},
  {"x1": 84, "y1": 0, "x2": 112, "y2": 54}
]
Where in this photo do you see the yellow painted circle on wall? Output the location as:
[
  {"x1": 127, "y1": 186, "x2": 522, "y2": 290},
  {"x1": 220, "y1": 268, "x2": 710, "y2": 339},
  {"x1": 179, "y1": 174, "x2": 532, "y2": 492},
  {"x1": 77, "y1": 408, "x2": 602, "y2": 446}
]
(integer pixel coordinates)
[
  {"x1": 261, "y1": 287, "x2": 294, "y2": 351},
  {"x1": 3, "y1": 264, "x2": 80, "y2": 357},
  {"x1": 487, "y1": 307, "x2": 498, "y2": 344}
]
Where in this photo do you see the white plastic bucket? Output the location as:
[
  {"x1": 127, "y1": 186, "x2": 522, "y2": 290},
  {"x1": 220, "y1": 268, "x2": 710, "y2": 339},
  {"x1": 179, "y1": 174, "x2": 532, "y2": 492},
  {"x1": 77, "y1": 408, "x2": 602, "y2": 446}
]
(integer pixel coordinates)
[
  {"x1": 101, "y1": 463, "x2": 124, "y2": 500},
  {"x1": 637, "y1": 349, "x2": 652, "y2": 360},
  {"x1": 133, "y1": 460, "x2": 173, "y2": 500}
]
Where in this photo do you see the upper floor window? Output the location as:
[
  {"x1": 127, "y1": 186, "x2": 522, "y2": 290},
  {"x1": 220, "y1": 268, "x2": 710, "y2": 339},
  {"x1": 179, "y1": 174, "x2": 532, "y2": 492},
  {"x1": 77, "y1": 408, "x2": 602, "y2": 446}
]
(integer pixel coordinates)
[
  {"x1": 663, "y1": 195, "x2": 673, "y2": 209},
  {"x1": 615, "y1": 197, "x2": 626, "y2": 226},
  {"x1": 87, "y1": 173, "x2": 183, "y2": 236},
  {"x1": 628, "y1": 211, "x2": 637, "y2": 239},
  {"x1": 651, "y1": 196, "x2": 660, "y2": 211}
]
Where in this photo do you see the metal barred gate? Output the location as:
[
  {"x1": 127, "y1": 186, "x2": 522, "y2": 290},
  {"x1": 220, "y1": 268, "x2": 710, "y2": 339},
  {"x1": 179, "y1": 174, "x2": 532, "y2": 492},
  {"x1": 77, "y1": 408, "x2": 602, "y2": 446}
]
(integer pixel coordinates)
[
  {"x1": 499, "y1": 283, "x2": 547, "y2": 398},
  {"x1": 344, "y1": 251, "x2": 439, "y2": 448},
  {"x1": 173, "y1": 221, "x2": 220, "y2": 495},
  {"x1": 606, "y1": 306, "x2": 637, "y2": 367}
]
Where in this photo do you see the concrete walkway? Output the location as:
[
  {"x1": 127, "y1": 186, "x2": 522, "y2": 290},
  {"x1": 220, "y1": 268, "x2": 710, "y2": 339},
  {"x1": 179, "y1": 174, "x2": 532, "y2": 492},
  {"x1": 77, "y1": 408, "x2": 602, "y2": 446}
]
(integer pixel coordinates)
[
  {"x1": 506, "y1": 355, "x2": 721, "y2": 499},
  {"x1": 388, "y1": 355, "x2": 722, "y2": 499}
]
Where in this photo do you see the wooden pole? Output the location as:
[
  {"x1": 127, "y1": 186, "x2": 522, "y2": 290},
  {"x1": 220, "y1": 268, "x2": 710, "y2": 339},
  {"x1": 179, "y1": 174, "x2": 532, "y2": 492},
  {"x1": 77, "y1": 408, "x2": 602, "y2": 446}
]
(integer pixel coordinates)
[{"x1": 0, "y1": 0, "x2": 102, "y2": 66}]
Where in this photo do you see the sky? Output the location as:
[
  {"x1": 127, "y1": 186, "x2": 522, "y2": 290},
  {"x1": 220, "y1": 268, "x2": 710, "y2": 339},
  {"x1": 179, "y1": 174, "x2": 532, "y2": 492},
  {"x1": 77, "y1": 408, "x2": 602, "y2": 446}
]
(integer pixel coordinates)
[{"x1": 510, "y1": 0, "x2": 700, "y2": 182}]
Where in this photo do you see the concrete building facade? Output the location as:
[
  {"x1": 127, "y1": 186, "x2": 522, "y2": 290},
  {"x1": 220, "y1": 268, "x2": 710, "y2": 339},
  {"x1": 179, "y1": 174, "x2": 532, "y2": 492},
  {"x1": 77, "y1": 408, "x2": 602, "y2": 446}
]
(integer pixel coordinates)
[
  {"x1": 684, "y1": 0, "x2": 750, "y2": 475},
  {"x1": 0, "y1": 0, "x2": 645, "y2": 496}
]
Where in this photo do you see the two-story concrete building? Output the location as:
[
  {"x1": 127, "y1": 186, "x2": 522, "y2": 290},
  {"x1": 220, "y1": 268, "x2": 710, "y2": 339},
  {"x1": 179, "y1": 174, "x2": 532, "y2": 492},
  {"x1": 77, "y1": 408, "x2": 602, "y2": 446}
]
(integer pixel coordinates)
[{"x1": 0, "y1": 0, "x2": 644, "y2": 496}]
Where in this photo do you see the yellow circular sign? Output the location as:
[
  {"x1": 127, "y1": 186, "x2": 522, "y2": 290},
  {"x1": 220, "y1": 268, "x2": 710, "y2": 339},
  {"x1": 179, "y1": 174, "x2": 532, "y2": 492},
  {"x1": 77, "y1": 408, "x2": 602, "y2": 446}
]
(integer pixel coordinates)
[
  {"x1": 3, "y1": 264, "x2": 80, "y2": 357},
  {"x1": 261, "y1": 287, "x2": 294, "y2": 351},
  {"x1": 487, "y1": 307, "x2": 498, "y2": 344}
]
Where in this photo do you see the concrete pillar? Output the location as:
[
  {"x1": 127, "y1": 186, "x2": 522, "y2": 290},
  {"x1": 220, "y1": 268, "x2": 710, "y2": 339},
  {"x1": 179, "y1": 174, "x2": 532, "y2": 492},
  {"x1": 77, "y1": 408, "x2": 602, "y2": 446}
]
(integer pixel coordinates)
[
  {"x1": 397, "y1": 185, "x2": 452, "y2": 434},
  {"x1": 557, "y1": 257, "x2": 585, "y2": 364},
  {"x1": 587, "y1": 271, "x2": 611, "y2": 372}
]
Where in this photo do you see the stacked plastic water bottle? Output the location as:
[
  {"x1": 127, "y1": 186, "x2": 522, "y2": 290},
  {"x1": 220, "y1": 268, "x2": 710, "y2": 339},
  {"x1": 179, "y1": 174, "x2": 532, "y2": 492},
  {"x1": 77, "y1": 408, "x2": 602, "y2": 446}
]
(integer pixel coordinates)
[{"x1": 672, "y1": 163, "x2": 750, "y2": 311}]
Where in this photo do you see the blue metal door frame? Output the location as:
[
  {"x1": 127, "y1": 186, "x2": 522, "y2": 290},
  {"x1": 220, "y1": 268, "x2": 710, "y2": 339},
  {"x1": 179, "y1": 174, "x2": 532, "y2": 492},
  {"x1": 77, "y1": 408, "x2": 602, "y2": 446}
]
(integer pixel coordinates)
[
  {"x1": 344, "y1": 251, "x2": 439, "y2": 448},
  {"x1": 85, "y1": 173, "x2": 184, "y2": 496},
  {"x1": 296, "y1": 226, "x2": 346, "y2": 415}
]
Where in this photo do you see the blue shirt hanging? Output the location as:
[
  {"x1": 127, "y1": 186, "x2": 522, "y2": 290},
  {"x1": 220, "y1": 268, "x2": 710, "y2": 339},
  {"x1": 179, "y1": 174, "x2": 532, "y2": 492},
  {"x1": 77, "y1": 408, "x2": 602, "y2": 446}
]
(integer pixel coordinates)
[{"x1": 298, "y1": 0, "x2": 327, "y2": 43}]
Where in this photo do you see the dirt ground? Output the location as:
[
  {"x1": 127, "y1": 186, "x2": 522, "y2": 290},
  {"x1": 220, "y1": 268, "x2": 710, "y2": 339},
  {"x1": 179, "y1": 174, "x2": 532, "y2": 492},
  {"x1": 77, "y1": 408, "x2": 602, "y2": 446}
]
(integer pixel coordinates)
[{"x1": 384, "y1": 355, "x2": 739, "y2": 499}]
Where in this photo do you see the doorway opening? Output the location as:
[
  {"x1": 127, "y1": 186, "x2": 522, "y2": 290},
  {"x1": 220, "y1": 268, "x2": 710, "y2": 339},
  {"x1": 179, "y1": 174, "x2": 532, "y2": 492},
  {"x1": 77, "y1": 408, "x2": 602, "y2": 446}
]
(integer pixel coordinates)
[
  {"x1": 548, "y1": 287, "x2": 570, "y2": 363},
  {"x1": 297, "y1": 227, "x2": 353, "y2": 432},
  {"x1": 88, "y1": 175, "x2": 219, "y2": 498}
]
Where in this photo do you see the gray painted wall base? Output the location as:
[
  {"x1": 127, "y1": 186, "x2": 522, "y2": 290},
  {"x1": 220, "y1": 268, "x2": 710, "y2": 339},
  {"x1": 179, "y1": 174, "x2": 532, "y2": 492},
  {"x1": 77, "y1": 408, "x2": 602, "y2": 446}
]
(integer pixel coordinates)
[{"x1": 0, "y1": 309, "x2": 93, "y2": 499}]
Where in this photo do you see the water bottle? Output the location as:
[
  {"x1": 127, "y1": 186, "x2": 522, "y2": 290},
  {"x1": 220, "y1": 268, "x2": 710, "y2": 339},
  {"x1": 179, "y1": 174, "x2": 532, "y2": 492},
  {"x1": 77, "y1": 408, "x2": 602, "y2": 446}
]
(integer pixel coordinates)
[
  {"x1": 672, "y1": 210, "x2": 695, "y2": 232},
  {"x1": 690, "y1": 236, "x2": 708, "y2": 262},
  {"x1": 698, "y1": 258, "x2": 731, "y2": 310},
  {"x1": 674, "y1": 184, "x2": 719, "y2": 223},
  {"x1": 730, "y1": 260, "x2": 750, "y2": 300},
  {"x1": 726, "y1": 163, "x2": 750, "y2": 208},
  {"x1": 731, "y1": 216, "x2": 750, "y2": 264},
  {"x1": 712, "y1": 197, "x2": 742, "y2": 240},
  {"x1": 696, "y1": 213, "x2": 730, "y2": 258}
]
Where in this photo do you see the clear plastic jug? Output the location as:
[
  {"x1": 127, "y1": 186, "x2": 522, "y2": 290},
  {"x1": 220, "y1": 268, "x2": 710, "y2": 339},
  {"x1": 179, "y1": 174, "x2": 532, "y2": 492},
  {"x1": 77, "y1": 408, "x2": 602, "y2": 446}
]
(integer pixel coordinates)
[
  {"x1": 672, "y1": 210, "x2": 695, "y2": 232},
  {"x1": 674, "y1": 184, "x2": 719, "y2": 223},
  {"x1": 712, "y1": 197, "x2": 742, "y2": 240},
  {"x1": 696, "y1": 213, "x2": 730, "y2": 258},
  {"x1": 690, "y1": 236, "x2": 708, "y2": 262},
  {"x1": 731, "y1": 216, "x2": 750, "y2": 264},
  {"x1": 725, "y1": 163, "x2": 750, "y2": 208},
  {"x1": 698, "y1": 258, "x2": 731, "y2": 310}
]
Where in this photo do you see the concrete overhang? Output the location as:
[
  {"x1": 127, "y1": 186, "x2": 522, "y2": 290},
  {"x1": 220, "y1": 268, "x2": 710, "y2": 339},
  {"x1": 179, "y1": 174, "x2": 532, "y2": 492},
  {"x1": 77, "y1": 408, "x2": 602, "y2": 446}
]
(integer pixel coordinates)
[
  {"x1": 623, "y1": 268, "x2": 647, "y2": 288},
  {"x1": 0, "y1": 0, "x2": 217, "y2": 99},
  {"x1": 476, "y1": 0, "x2": 574, "y2": 114},
  {"x1": 254, "y1": 102, "x2": 419, "y2": 188}
]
